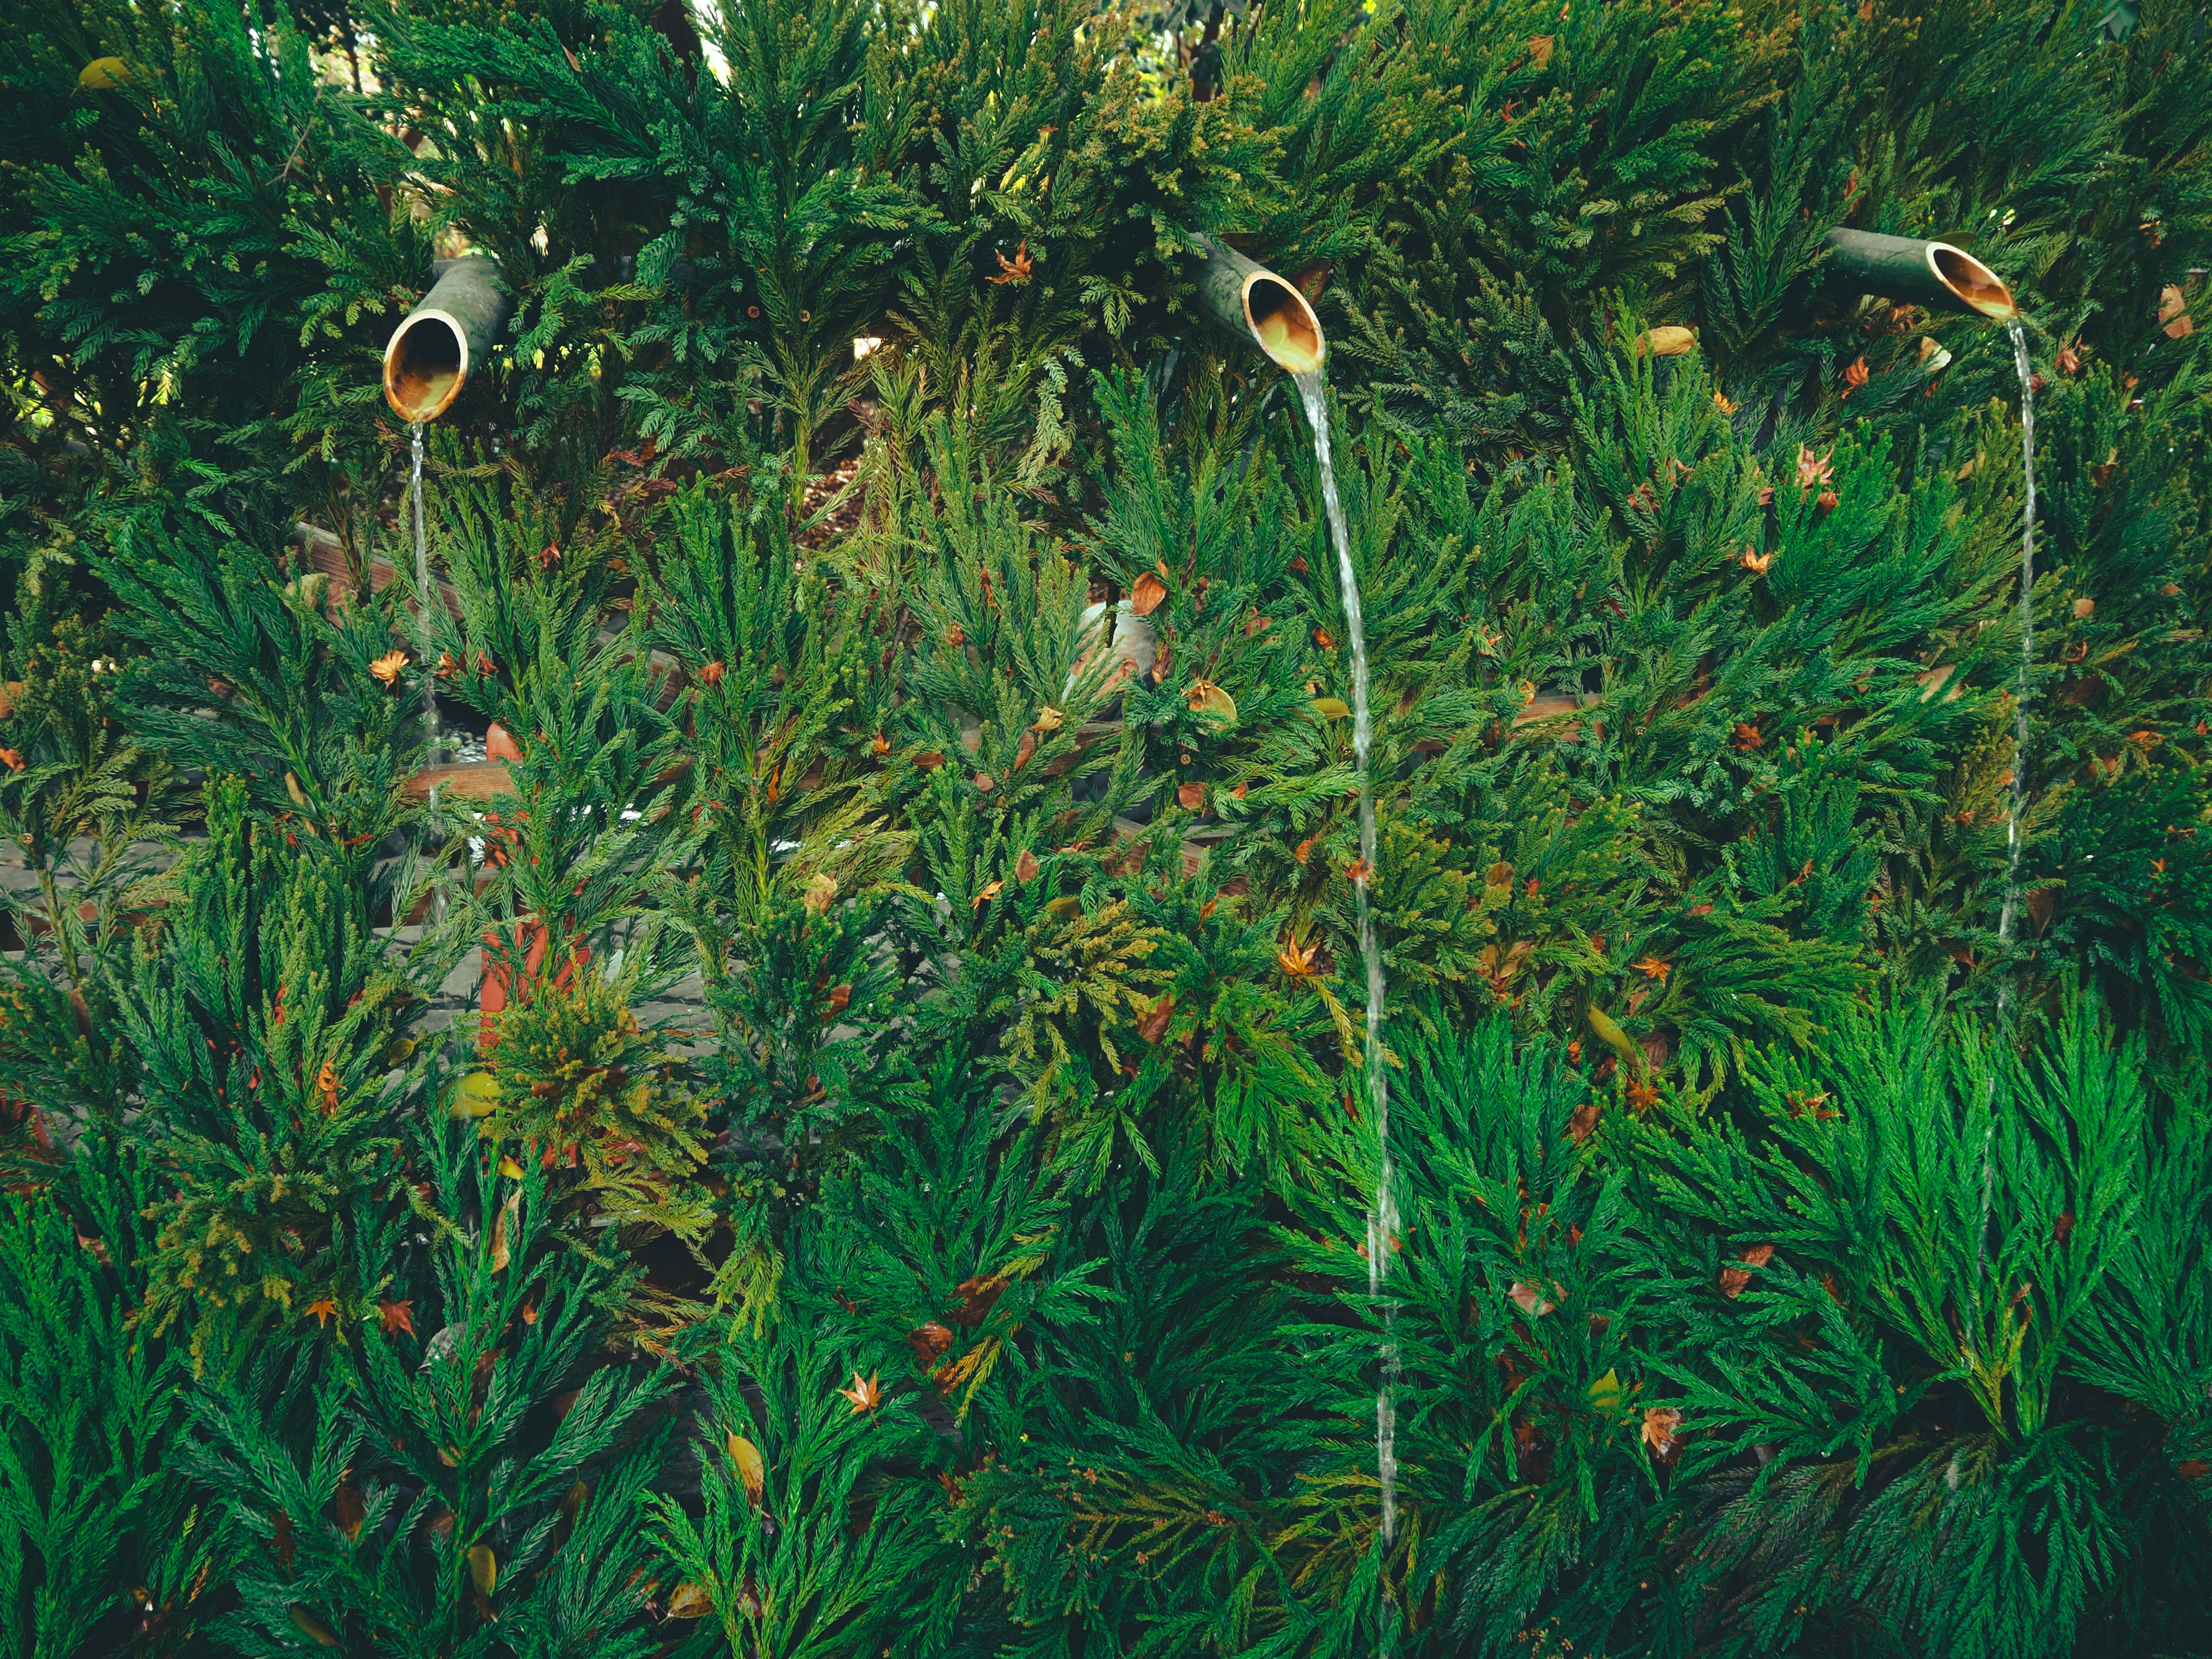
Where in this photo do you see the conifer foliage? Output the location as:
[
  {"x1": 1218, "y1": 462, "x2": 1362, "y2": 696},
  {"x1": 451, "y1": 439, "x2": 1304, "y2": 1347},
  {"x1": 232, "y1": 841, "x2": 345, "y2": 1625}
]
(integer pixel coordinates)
[{"x1": 2, "y1": 0, "x2": 2209, "y2": 1652}]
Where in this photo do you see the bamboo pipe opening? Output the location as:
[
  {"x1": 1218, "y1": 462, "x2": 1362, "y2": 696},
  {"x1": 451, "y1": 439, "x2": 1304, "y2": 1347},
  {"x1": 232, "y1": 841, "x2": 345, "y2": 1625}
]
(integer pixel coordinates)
[
  {"x1": 1927, "y1": 243, "x2": 2016, "y2": 320},
  {"x1": 1241, "y1": 272, "x2": 1325, "y2": 375},
  {"x1": 383, "y1": 309, "x2": 469, "y2": 424}
]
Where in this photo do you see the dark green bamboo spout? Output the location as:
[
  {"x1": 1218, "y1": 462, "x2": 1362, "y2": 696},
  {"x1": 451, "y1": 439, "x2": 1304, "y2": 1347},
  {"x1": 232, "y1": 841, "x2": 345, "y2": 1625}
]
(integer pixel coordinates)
[
  {"x1": 1822, "y1": 229, "x2": 2017, "y2": 320},
  {"x1": 1190, "y1": 235, "x2": 1325, "y2": 374},
  {"x1": 382, "y1": 256, "x2": 511, "y2": 423}
]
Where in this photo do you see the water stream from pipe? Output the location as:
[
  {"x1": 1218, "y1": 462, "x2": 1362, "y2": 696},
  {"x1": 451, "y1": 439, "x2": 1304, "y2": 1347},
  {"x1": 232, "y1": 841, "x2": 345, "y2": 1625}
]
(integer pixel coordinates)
[
  {"x1": 1974, "y1": 322, "x2": 2039, "y2": 1293},
  {"x1": 410, "y1": 421, "x2": 441, "y2": 766},
  {"x1": 410, "y1": 421, "x2": 448, "y2": 931},
  {"x1": 1997, "y1": 320, "x2": 2036, "y2": 952},
  {"x1": 1293, "y1": 369, "x2": 1398, "y2": 1548}
]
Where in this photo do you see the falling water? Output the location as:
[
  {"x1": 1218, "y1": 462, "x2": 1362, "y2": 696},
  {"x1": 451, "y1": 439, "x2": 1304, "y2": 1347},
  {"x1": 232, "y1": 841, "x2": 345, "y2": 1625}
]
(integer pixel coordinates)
[
  {"x1": 410, "y1": 422, "x2": 449, "y2": 933},
  {"x1": 1997, "y1": 321, "x2": 2037, "y2": 951},
  {"x1": 409, "y1": 421, "x2": 441, "y2": 765},
  {"x1": 1975, "y1": 323, "x2": 2039, "y2": 1287},
  {"x1": 1293, "y1": 370, "x2": 1399, "y2": 1547}
]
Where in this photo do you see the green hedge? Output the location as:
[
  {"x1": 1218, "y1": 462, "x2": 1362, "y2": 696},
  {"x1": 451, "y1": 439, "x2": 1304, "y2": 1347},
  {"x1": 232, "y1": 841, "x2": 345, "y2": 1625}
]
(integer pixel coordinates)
[{"x1": 1, "y1": 0, "x2": 2208, "y2": 1652}]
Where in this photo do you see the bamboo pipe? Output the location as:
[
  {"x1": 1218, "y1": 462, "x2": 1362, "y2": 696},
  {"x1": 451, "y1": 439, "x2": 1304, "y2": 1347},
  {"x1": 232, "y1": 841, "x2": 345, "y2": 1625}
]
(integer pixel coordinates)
[
  {"x1": 1821, "y1": 230, "x2": 2017, "y2": 321},
  {"x1": 1189, "y1": 235, "x2": 1326, "y2": 373},
  {"x1": 382, "y1": 256, "x2": 512, "y2": 423}
]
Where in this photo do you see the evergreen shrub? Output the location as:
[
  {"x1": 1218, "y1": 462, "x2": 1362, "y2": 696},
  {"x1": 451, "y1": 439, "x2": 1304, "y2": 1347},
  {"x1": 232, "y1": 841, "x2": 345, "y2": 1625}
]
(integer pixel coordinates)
[{"x1": 1, "y1": 0, "x2": 2209, "y2": 1651}]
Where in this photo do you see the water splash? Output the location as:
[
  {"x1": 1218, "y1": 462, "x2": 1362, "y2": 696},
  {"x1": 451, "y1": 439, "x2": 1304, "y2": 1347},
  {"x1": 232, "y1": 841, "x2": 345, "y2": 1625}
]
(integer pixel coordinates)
[
  {"x1": 1293, "y1": 369, "x2": 1398, "y2": 1546},
  {"x1": 1997, "y1": 321, "x2": 2037, "y2": 950},
  {"x1": 410, "y1": 421, "x2": 441, "y2": 766}
]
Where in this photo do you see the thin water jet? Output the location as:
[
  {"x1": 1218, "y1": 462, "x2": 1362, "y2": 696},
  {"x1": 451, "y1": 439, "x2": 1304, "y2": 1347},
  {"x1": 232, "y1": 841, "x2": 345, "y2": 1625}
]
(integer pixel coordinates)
[
  {"x1": 1189, "y1": 234, "x2": 1399, "y2": 1551},
  {"x1": 1293, "y1": 370, "x2": 1399, "y2": 1550},
  {"x1": 408, "y1": 423, "x2": 452, "y2": 933},
  {"x1": 408, "y1": 421, "x2": 440, "y2": 766},
  {"x1": 1975, "y1": 321, "x2": 2039, "y2": 1278},
  {"x1": 1997, "y1": 319, "x2": 2037, "y2": 951}
]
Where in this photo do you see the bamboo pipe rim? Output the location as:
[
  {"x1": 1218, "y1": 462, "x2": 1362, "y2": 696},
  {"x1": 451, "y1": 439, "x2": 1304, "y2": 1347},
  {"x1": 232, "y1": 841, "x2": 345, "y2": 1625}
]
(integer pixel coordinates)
[
  {"x1": 1239, "y1": 270, "x2": 1325, "y2": 374},
  {"x1": 382, "y1": 306, "x2": 472, "y2": 424},
  {"x1": 1923, "y1": 241, "x2": 2016, "y2": 320}
]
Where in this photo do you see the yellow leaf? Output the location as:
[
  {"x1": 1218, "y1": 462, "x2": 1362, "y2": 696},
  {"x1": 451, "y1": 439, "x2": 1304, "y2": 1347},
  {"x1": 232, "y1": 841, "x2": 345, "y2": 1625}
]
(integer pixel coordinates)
[
  {"x1": 1312, "y1": 697, "x2": 1350, "y2": 720},
  {"x1": 727, "y1": 1434, "x2": 765, "y2": 1506},
  {"x1": 79, "y1": 56, "x2": 134, "y2": 89},
  {"x1": 287, "y1": 1605, "x2": 343, "y2": 1647},
  {"x1": 497, "y1": 1154, "x2": 524, "y2": 1180},
  {"x1": 1635, "y1": 325, "x2": 1698, "y2": 358},
  {"x1": 1587, "y1": 1006, "x2": 1641, "y2": 1073},
  {"x1": 455, "y1": 1071, "x2": 501, "y2": 1119},
  {"x1": 1185, "y1": 679, "x2": 1237, "y2": 721},
  {"x1": 1588, "y1": 1368, "x2": 1624, "y2": 1412},
  {"x1": 468, "y1": 1542, "x2": 498, "y2": 1598}
]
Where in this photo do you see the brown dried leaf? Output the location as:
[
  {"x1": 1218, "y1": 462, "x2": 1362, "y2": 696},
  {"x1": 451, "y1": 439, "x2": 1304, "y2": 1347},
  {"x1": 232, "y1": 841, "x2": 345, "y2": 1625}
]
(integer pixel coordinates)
[
  {"x1": 1509, "y1": 1281, "x2": 1557, "y2": 1317},
  {"x1": 489, "y1": 1192, "x2": 517, "y2": 1273},
  {"x1": 1718, "y1": 1243, "x2": 1774, "y2": 1298},
  {"x1": 665, "y1": 1582, "x2": 715, "y2": 1621}
]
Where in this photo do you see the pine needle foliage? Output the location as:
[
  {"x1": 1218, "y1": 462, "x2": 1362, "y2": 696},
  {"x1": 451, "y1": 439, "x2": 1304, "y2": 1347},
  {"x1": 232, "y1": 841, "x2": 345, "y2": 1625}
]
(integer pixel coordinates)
[{"x1": 3, "y1": 0, "x2": 2211, "y2": 1652}]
